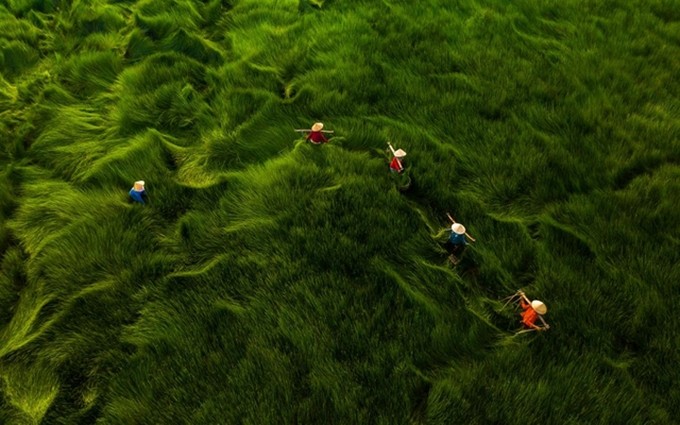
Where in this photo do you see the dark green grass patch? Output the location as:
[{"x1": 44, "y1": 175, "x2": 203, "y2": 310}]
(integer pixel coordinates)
[
  {"x1": 59, "y1": 50, "x2": 124, "y2": 97},
  {"x1": 64, "y1": 1, "x2": 128, "y2": 37},
  {"x1": 0, "y1": 39, "x2": 39, "y2": 78}
]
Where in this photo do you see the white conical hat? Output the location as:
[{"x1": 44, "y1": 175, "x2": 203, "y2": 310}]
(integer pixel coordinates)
[
  {"x1": 394, "y1": 149, "x2": 407, "y2": 158},
  {"x1": 451, "y1": 223, "x2": 466, "y2": 234},
  {"x1": 311, "y1": 122, "x2": 324, "y2": 131},
  {"x1": 531, "y1": 300, "x2": 547, "y2": 315},
  {"x1": 134, "y1": 181, "x2": 145, "y2": 190}
]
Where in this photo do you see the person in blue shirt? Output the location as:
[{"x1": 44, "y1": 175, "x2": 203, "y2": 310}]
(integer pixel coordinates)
[
  {"x1": 447, "y1": 223, "x2": 468, "y2": 256},
  {"x1": 129, "y1": 180, "x2": 148, "y2": 204},
  {"x1": 444, "y1": 214, "x2": 476, "y2": 263}
]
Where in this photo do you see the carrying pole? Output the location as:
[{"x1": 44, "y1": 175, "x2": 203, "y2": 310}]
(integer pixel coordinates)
[
  {"x1": 294, "y1": 129, "x2": 334, "y2": 133},
  {"x1": 502, "y1": 292, "x2": 521, "y2": 309}
]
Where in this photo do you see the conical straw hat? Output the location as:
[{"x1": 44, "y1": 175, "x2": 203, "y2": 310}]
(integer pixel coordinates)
[
  {"x1": 394, "y1": 149, "x2": 407, "y2": 158},
  {"x1": 451, "y1": 223, "x2": 466, "y2": 234},
  {"x1": 134, "y1": 181, "x2": 145, "y2": 191},
  {"x1": 531, "y1": 300, "x2": 547, "y2": 315},
  {"x1": 311, "y1": 122, "x2": 324, "y2": 131}
]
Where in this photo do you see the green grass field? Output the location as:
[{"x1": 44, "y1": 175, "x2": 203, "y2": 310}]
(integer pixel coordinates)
[{"x1": 1, "y1": 0, "x2": 679, "y2": 423}]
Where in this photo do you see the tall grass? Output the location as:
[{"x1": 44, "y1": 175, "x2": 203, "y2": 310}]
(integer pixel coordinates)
[{"x1": 1, "y1": 0, "x2": 679, "y2": 423}]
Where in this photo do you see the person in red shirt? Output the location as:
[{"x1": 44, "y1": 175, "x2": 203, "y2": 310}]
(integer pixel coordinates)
[
  {"x1": 306, "y1": 122, "x2": 329, "y2": 144},
  {"x1": 387, "y1": 142, "x2": 406, "y2": 173},
  {"x1": 389, "y1": 149, "x2": 406, "y2": 173},
  {"x1": 518, "y1": 291, "x2": 548, "y2": 331}
]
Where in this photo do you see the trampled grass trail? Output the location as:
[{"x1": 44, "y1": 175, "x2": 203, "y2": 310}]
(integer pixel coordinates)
[{"x1": 1, "y1": 0, "x2": 679, "y2": 423}]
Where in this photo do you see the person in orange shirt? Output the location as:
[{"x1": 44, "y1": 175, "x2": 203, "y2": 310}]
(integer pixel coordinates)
[{"x1": 518, "y1": 291, "x2": 549, "y2": 331}]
